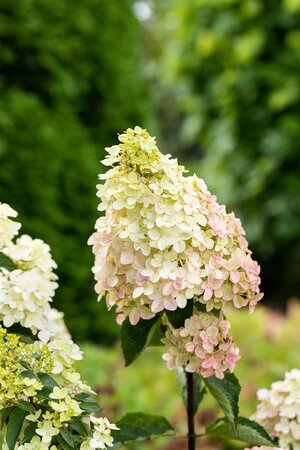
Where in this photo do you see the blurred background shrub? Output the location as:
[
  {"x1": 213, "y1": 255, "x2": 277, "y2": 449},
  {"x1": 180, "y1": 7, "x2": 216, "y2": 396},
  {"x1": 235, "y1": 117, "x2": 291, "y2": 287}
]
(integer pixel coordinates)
[
  {"x1": 0, "y1": 0, "x2": 152, "y2": 342},
  {"x1": 0, "y1": 0, "x2": 299, "y2": 341},
  {"x1": 154, "y1": 0, "x2": 300, "y2": 306}
]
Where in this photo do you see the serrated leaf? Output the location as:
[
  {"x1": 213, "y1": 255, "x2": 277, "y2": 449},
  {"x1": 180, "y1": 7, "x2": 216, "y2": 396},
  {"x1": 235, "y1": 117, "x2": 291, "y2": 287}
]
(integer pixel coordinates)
[
  {"x1": 206, "y1": 417, "x2": 277, "y2": 447},
  {"x1": 6, "y1": 407, "x2": 27, "y2": 450},
  {"x1": 121, "y1": 316, "x2": 160, "y2": 366},
  {"x1": 204, "y1": 372, "x2": 241, "y2": 425},
  {"x1": 0, "y1": 253, "x2": 17, "y2": 271},
  {"x1": 166, "y1": 300, "x2": 193, "y2": 328},
  {"x1": 112, "y1": 412, "x2": 174, "y2": 445},
  {"x1": 176, "y1": 367, "x2": 205, "y2": 414}
]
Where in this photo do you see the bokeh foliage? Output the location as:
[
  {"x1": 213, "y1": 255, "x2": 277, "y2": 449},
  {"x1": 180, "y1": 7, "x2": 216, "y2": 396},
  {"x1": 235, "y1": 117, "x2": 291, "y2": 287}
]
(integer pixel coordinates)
[
  {"x1": 0, "y1": 0, "x2": 151, "y2": 341},
  {"x1": 157, "y1": 0, "x2": 300, "y2": 304}
]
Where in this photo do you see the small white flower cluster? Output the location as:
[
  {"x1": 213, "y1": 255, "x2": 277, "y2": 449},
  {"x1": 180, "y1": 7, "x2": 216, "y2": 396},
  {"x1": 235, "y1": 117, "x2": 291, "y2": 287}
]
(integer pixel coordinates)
[
  {"x1": 2, "y1": 416, "x2": 118, "y2": 450},
  {"x1": 89, "y1": 126, "x2": 263, "y2": 325},
  {"x1": 251, "y1": 369, "x2": 300, "y2": 450},
  {"x1": 162, "y1": 310, "x2": 240, "y2": 379},
  {"x1": 0, "y1": 202, "x2": 82, "y2": 373},
  {"x1": 80, "y1": 417, "x2": 119, "y2": 450}
]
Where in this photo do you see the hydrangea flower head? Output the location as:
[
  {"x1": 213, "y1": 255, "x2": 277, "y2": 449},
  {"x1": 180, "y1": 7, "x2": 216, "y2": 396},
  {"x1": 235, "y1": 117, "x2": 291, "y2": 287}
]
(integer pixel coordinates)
[
  {"x1": 89, "y1": 126, "x2": 263, "y2": 325},
  {"x1": 0, "y1": 205, "x2": 82, "y2": 372},
  {"x1": 162, "y1": 310, "x2": 240, "y2": 379},
  {"x1": 251, "y1": 369, "x2": 300, "y2": 450}
]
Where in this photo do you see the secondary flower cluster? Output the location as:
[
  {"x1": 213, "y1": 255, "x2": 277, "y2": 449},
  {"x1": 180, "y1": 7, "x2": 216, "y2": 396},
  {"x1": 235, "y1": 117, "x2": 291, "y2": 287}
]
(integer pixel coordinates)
[
  {"x1": 0, "y1": 202, "x2": 82, "y2": 373},
  {"x1": 0, "y1": 326, "x2": 52, "y2": 410},
  {"x1": 80, "y1": 417, "x2": 118, "y2": 450},
  {"x1": 0, "y1": 326, "x2": 118, "y2": 449},
  {"x1": 0, "y1": 204, "x2": 118, "y2": 449},
  {"x1": 162, "y1": 310, "x2": 240, "y2": 379},
  {"x1": 89, "y1": 126, "x2": 263, "y2": 326},
  {"x1": 250, "y1": 369, "x2": 300, "y2": 450}
]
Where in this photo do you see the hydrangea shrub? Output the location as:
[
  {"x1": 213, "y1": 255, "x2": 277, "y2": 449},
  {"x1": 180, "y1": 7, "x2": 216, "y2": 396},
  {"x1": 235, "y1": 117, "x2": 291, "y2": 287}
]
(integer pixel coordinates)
[
  {"x1": 0, "y1": 203, "x2": 118, "y2": 450},
  {"x1": 89, "y1": 127, "x2": 276, "y2": 449}
]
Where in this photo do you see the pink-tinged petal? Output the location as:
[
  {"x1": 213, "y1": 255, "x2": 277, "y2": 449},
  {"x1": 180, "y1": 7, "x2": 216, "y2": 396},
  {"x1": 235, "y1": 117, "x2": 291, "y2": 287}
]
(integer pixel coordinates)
[
  {"x1": 106, "y1": 276, "x2": 118, "y2": 287},
  {"x1": 129, "y1": 309, "x2": 140, "y2": 325},
  {"x1": 230, "y1": 271, "x2": 241, "y2": 283},
  {"x1": 120, "y1": 251, "x2": 135, "y2": 265},
  {"x1": 151, "y1": 298, "x2": 164, "y2": 313},
  {"x1": 173, "y1": 278, "x2": 184, "y2": 290},
  {"x1": 202, "y1": 357, "x2": 213, "y2": 369},
  {"x1": 164, "y1": 298, "x2": 177, "y2": 311},
  {"x1": 162, "y1": 281, "x2": 174, "y2": 296},
  {"x1": 185, "y1": 342, "x2": 195, "y2": 352},
  {"x1": 203, "y1": 288, "x2": 213, "y2": 301},
  {"x1": 214, "y1": 369, "x2": 225, "y2": 379}
]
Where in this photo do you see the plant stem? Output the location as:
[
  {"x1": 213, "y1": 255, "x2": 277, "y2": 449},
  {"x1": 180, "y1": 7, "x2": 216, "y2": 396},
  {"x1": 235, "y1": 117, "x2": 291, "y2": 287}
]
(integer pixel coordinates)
[{"x1": 186, "y1": 371, "x2": 196, "y2": 450}]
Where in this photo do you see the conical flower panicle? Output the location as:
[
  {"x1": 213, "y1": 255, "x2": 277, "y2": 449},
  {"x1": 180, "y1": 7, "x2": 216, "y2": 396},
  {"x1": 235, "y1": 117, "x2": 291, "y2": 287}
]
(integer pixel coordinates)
[{"x1": 89, "y1": 126, "x2": 263, "y2": 326}]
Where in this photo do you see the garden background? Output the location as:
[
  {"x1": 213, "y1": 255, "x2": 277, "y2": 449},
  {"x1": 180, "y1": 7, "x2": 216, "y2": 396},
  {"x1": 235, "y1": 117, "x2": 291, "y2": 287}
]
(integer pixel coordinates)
[{"x1": 0, "y1": 1, "x2": 299, "y2": 448}]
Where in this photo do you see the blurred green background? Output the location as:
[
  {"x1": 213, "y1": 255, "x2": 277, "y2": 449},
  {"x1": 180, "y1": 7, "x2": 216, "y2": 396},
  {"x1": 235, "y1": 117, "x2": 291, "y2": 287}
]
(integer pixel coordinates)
[
  {"x1": 1, "y1": 0, "x2": 299, "y2": 342},
  {"x1": 0, "y1": 1, "x2": 300, "y2": 448}
]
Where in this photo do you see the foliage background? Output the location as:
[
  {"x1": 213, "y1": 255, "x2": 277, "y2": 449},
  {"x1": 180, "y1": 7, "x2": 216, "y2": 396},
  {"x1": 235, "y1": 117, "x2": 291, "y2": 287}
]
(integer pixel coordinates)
[
  {"x1": 0, "y1": 0, "x2": 152, "y2": 342},
  {"x1": 0, "y1": 0, "x2": 299, "y2": 337}
]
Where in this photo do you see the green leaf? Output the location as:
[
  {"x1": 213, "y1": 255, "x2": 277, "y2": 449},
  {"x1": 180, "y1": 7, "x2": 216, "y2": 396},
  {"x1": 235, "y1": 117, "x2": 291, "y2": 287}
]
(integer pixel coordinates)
[
  {"x1": 76, "y1": 392, "x2": 101, "y2": 414},
  {"x1": 206, "y1": 417, "x2": 277, "y2": 446},
  {"x1": 176, "y1": 367, "x2": 205, "y2": 414},
  {"x1": 121, "y1": 315, "x2": 160, "y2": 366},
  {"x1": 0, "y1": 407, "x2": 13, "y2": 428},
  {"x1": 17, "y1": 401, "x2": 36, "y2": 413},
  {"x1": 21, "y1": 422, "x2": 37, "y2": 444},
  {"x1": 6, "y1": 407, "x2": 27, "y2": 450},
  {"x1": 59, "y1": 425, "x2": 76, "y2": 446},
  {"x1": 56, "y1": 434, "x2": 74, "y2": 450},
  {"x1": 38, "y1": 373, "x2": 59, "y2": 389},
  {"x1": 166, "y1": 300, "x2": 194, "y2": 328},
  {"x1": 112, "y1": 412, "x2": 174, "y2": 445},
  {"x1": 147, "y1": 320, "x2": 164, "y2": 346},
  {"x1": 0, "y1": 253, "x2": 17, "y2": 271},
  {"x1": 70, "y1": 418, "x2": 89, "y2": 436},
  {"x1": 79, "y1": 400, "x2": 101, "y2": 414},
  {"x1": 204, "y1": 372, "x2": 241, "y2": 425}
]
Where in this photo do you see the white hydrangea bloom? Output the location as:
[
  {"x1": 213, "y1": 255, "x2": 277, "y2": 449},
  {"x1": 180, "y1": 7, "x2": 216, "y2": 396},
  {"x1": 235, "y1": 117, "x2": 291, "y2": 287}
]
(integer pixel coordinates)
[
  {"x1": 89, "y1": 126, "x2": 263, "y2": 325},
  {"x1": 0, "y1": 202, "x2": 21, "y2": 249},
  {"x1": 0, "y1": 204, "x2": 116, "y2": 450},
  {"x1": 251, "y1": 369, "x2": 300, "y2": 450},
  {"x1": 0, "y1": 206, "x2": 82, "y2": 372},
  {"x1": 80, "y1": 416, "x2": 119, "y2": 450}
]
